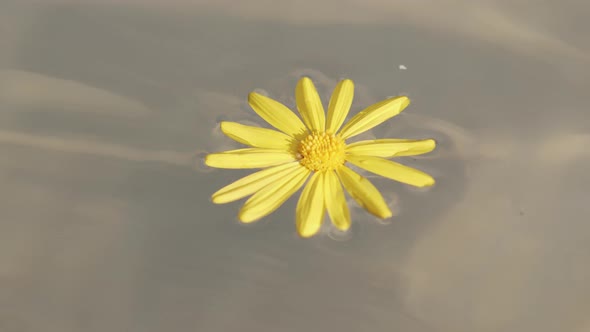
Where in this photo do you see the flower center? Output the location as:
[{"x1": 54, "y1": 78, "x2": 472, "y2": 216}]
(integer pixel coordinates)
[{"x1": 297, "y1": 132, "x2": 345, "y2": 172}]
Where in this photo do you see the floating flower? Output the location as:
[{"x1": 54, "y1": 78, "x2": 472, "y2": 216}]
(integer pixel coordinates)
[{"x1": 206, "y1": 77, "x2": 435, "y2": 237}]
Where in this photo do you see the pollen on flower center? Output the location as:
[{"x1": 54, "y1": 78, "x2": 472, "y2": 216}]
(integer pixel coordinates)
[{"x1": 297, "y1": 132, "x2": 346, "y2": 172}]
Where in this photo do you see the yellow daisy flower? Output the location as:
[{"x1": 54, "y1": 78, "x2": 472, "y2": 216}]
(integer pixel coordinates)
[{"x1": 206, "y1": 77, "x2": 436, "y2": 238}]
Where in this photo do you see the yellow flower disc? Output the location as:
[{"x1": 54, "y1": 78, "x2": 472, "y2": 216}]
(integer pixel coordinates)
[{"x1": 297, "y1": 132, "x2": 345, "y2": 172}]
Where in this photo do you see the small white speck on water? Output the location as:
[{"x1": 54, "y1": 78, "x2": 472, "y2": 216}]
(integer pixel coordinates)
[{"x1": 399, "y1": 64, "x2": 407, "y2": 70}]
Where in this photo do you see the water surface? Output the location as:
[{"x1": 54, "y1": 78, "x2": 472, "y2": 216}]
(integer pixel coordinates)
[{"x1": 1, "y1": 2, "x2": 589, "y2": 331}]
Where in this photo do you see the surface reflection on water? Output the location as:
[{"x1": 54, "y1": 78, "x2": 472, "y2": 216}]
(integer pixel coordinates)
[{"x1": 1, "y1": 2, "x2": 589, "y2": 332}]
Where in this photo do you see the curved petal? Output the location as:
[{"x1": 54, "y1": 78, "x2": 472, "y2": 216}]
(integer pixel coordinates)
[
  {"x1": 346, "y1": 138, "x2": 436, "y2": 158},
  {"x1": 335, "y1": 166, "x2": 391, "y2": 219},
  {"x1": 339, "y1": 96, "x2": 410, "y2": 139},
  {"x1": 323, "y1": 170, "x2": 351, "y2": 231},
  {"x1": 220, "y1": 121, "x2": 294, "y2": 150},
  {"x1": 296, "y1": 172, "x2": 325, "y2": 238},
  {"x1": 205, "y1": 148, "x2": 295, "y2": 169},
  {"x1": 346, "y1": 155, "x2": 435, "y2": 187},
  {"x1": 326, "y1": 79, "x2": 354, "y2": 135},
  {"x1": 296, "y1": 77, "x2": 325, "y2": 132},
  {"x1": 248, "y1": 92, "x2": 308, "y2": 138},
  {"x1": 239, "y1": 166, "x2": 310, "y2": 223},
  {"x1": 212, "y1": 162, "x2": 301, "y2": 204}
]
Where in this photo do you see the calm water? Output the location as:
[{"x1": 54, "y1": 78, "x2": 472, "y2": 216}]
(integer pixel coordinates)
[{"x1": 1, "y1": 1, "x2": 589, "y2": 332}]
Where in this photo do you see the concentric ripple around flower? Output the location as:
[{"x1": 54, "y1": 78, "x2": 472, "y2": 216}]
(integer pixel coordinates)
[{"x1": 205, "y1": 77, "x2": 436, "y2": 238}]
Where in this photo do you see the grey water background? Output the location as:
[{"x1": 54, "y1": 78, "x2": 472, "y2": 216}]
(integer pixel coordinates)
[{"x1": 1, "y1": 1, "x2": 589, "y2": 331}]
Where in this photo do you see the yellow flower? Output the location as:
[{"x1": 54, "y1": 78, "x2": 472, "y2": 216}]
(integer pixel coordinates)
[{"x1": 206, "y1": 77, "x2": 435, "y2": 238}]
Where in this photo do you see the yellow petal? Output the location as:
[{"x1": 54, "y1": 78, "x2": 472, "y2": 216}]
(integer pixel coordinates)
[
  {"x1": 205, "y1": 148, "x2": 295, "y2": 169},
  {"x1": 346, "y1": 155, "x2": 435, "y2": 187},
  {"x1": 212, "y1": 162, "x2": 301, "y2": 204},
  {"x1": 248, "y1": 92, "x2": 308, "y2": 138},
  {"x1": 326, "y1": 79, "x2": 354, "y2": 135},
  {"x1": 346, "y1": 138, "x2": 436, "y2": 158},
  {"x1": 295, "y1": 77, "x2": 325, "y2": 132},
  {"x1": 336, "y1": 166, "x2": 391, "y2": 219},
  {"x1": 296, "y1": 172, "x2": 325, "y2": 238},
  {"x1": 339, "y1": 96, "x2": 410, "y2": 139},
  {"x1": 220, "y1": 121, "x2": 294, "y2": 150},
  {"x1": 323, "y1": 170, "x2": 351, "y2": 231},
  {"x1": 238, "y1": 166, "x2": 310, "y2": 223}
]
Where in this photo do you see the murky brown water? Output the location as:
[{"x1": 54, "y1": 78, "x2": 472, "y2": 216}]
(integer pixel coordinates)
[{"x1": 1, "y1": 1, "x2": 589, "y2": 331}]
